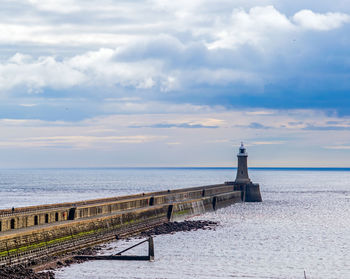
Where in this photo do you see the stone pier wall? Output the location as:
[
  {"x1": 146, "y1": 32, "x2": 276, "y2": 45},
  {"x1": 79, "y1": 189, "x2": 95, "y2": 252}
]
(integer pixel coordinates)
[
  {"x1": 0, "y1": 183, "x2": 260, "y2": 263},
  {"x1": 0, "y1": 205, "x2": 170, "y2": 255},
  {"x1": 0, "y1": 184, "x2": 235, "y2": 233}
]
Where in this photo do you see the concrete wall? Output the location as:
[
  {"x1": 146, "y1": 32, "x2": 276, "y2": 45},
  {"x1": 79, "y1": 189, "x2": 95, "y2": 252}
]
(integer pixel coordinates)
[
  {"x1": 0, "y1": 209, "x2": 69, "y2": 232},
  {"x1": 170, "y1": 191, "x2": 241, "y2": 220},
  {"x1": 0, "y1": 183, "x2": 227, "y2": 216},
  {"x1": 75, "y1": 197, "x2": 150, "y2": 219},
  {"x1": 0, "y1": 183, "x2": 248, "y2": 258},
  {"x1": 0, "y1": 184, "x2": 235, "y2": 233},
  {"x1": 213, "y1": 191, "x2": 242, "y2": 210},
  {"x1": 0, "y1": 205, "x2": 170, "y2": 254}
]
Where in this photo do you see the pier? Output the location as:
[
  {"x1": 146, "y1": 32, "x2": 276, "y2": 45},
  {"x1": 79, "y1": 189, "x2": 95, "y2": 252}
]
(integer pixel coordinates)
[{"x1": 0, "y1": 144, "x2": 262, "y2": 268}]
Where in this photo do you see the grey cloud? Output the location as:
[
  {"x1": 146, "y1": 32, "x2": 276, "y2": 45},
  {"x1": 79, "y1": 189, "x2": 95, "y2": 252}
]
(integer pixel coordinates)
[
  {"x1": 303, "y1": 124, "x2": 350, "y2": 130},
  {"x1": 114, "y1": 36, "x2": 209, "y2": 68},
  {"x1": 248, "y1": 122, "x2": 271, "y2": 129},
  {"x1": 0, "y1": 1, "x2": 350, "y2": 119},
  {"x1": 288, "y1": 121, "x2": 303, "y2": 126},
  {"x1": 234, "y1": 122, "x2": 272, "y2": 129}
]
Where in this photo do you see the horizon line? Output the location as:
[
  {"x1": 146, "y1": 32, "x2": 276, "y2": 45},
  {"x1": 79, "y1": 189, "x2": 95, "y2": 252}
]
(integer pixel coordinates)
[{"x1": 1, "y1": 167, "x2": 350, "y2": 171}]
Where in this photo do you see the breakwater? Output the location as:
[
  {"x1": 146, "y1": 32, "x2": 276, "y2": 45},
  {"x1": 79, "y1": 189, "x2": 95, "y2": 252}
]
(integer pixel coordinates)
[
  {"x1": 0, "y1": 144, "x2": 262, "y2": 269},
  {"x1": 0, "y1": 182, "x2": 261, "y2": 268}
]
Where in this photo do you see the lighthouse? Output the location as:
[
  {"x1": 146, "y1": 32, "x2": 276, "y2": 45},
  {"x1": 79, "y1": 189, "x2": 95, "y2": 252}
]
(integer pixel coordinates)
[
  {"x1": 235, "y1": 142, "x2": 251, "y2": 184},
  {"x1": 235, "y1": 142, "x2": 251, "y2": 185},
  {"x1": 227, "y1": 142, "x2": 262, "y2": 202}
]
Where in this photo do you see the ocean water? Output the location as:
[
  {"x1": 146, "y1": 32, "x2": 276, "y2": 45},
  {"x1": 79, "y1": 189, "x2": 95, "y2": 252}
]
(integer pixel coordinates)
[{"x1": 0, "y1": 168, "x2": 349, "y2": 279}]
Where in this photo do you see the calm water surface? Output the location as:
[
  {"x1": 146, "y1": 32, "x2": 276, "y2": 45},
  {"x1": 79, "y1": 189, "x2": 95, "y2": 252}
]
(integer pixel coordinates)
[{"x1": 0, "y1": 168, "x2": 349, "y2": 279}]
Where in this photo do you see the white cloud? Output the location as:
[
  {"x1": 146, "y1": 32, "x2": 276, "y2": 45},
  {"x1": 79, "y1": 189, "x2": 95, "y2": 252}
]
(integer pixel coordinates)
[
  {"x1": 0, "y1": 54, "x2": 86, "y2": 93},
  {"x1": 0, "y1": 119, "x2": 42, "y2": 126},
  {"x1": 251, "y1": 141, "x2": 285, "y2": 145},
  {"x1": 245, "y1": 110, "x2": 275, "y2": 116},
  {"x1": 0, "y1": 3, "x2": 349, "y2": 99},
  {"x1": 101, "y1": 101, "x2": 220, "y2": 115},
  {"x1": 0, "y1": 135, "x2": 164, "y2": 149},
  {"x1": 28, "y1": 0, "x2": 81, "y2": 14},
  {"x1": 208, "y1": 6, "x2": 295, "y2": 49},
  {"x1": 324, "y1": 145, "x2": 350, "y2": 150},
  {"x1": 68, "y1": 48, "x2": 161, "y2": 89},
  {"x1": 167, "y1": 142, "x2": 181, "y2": 145},
  {"x1": 19, "y1": 103, "x2": 37, "y2": 107},
  {"x1": 0, "y1": 49, "x2": 163, "y2": 93},
  {"x1": 1, "y1": 3, "x2": 348, "y2": 51},
  {"x1": 0, "y1": 46, "x2": 261, "y2": 94},
  {"x1": 293, "y1": 10, "x2": 350, "y2": 31},
  {"x1": 1, "y1": 2, "x2": 350, "y2": 167},
  {"x1": 1, "y1": 108, "x2": 350, "y2": 166}
]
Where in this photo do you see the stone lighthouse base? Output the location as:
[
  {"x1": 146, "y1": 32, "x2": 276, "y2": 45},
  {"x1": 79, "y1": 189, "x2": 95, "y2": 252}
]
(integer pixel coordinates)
[
  {"x1": 225, "y1": 182, "x2": 262, "y2": 202},
  {"x1": 244, "y1": 183, "x2": 262, "y2": 202}
]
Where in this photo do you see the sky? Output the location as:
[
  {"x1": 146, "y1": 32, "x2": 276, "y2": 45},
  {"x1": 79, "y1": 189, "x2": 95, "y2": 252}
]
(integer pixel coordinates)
[{"x1": 0, "y1": 0, "x2": 350, "y2": 168}]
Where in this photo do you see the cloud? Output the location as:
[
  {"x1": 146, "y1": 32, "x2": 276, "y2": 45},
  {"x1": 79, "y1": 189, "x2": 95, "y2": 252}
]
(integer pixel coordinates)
[
  {"x1": 130, "y1": 122, "x2": 219, "y2": 129},
  {"x1": 251, "y1": 141, "x2": 285, "y2": 145},
  {"x1": 208, "y1": 5, "x2": 295, "y2": 50},
  {"x1": 68, "y1": 48, "x2": 160, "y2": 89},
  {"x1": 1, "y1": 108, "x2": 350, "y2": 167},
  {"x1": 303, "y1": 124, "x2": 350, "y2": 131},
  {"x1": 167, "y1": 142, "x2": 181, "y2": 145},
  {"x1": 323, "y1": 145, "x2": 350, "y2": 150},
  {"x1": 1, "y1": 3, "x2": 347, "y2": 53},
  {"x1": 0, "y1": 53, "x2": 86, "y2": 93},
  {"x1": 245, "y1": 110, "x2": 275, "y2": 116},
  {"x1": 293, "y1": 10, "x2": 350, "y2": 31},
  {"x1": 0, "y1": 118, "x2": 48, "y2": 126},
  {"x1": 0, "y1": 2, "x2": 350, "y2": 119},
  {"x1": 235, "y1": 122, "x2": 272, "y2": 129},
  {"x1": 288, "y1": 121, "x2": 303, "y2": 126},
  {"x1": 0, "y1": 135, "x2": 163, "y2": 149},
  {"x1": 19, "y1": 103, "x2": 37, "y2": 107},
  {"x1": 0, "y1": 50, "x2": 162, "y2": 94},
  {"x1": 248, "y1": 122, "x2": 271, "y2": 129},
  {"x1": 1, "y1": 1, "x2": 350, "y2": 167},
  {"x1": 28, "y1": 0, "x2": 82, "y2": 14}
]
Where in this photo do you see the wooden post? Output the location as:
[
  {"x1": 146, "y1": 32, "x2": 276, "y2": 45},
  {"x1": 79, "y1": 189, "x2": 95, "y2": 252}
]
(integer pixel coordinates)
[
  {"x1": 45, "y1": 232, "x2": 49, "y2": 254},
  {"x1": 15, "y1": 239, "x2": 19, "y2": 264},
  {"x1": 148, "y1": 237, "x2": 154, "y2": 261},
  {"x1": 70, "y1": 228, "x2": 76, "y2": 247},
  {"x1": 212, "y1": 196, "x2": 217, "y2": 210},
  {"x1": 75, "y1": 237, "x2": 155, "y2": 261},
  {"x1": 167, "y1": 205, "x2": 173, "y2": 221},
  {"x1": 5, "y1": 241, "x2": 11, "y2": 265},
  {"x1": 116, "y1": 239, "x2": 148, "y2": 255}
]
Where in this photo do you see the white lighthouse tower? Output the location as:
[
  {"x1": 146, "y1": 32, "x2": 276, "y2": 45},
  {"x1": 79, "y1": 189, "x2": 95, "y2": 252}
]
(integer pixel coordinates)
[{"x1": 235, "y1": 142, "x2": 251, "y2": 185}]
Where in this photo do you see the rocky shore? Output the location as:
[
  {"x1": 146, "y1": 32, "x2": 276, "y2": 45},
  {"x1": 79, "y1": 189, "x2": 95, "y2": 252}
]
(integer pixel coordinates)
[
  {"x1": 0, "y1": 265, "x2": 54, "y2": 279},
  {"x1": 0, "y1": 220, "x2": 218, "y2": 279},
  {"x1": 0, "y1": 247, "x2": 99, "y2": 279},
  {"x1": 139, "y1": 220, "x2": 217, "y2": 237}
]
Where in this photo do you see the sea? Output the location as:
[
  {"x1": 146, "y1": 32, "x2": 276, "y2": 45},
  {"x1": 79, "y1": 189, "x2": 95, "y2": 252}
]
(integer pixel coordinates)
[{"x1": 0, "y1": 168, "x2": 349, "y2": 279}]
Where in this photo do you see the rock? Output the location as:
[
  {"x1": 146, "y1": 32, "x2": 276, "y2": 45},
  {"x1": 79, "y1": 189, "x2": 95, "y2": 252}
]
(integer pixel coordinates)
[
  {"x1": 0, "y1": 265, "x2": 55, "y2": 279},
  {"x1": 139, "y1": 220, "x2": 218, "y2": 237}
]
